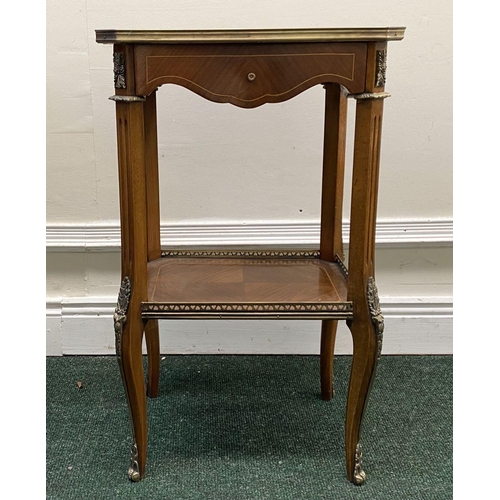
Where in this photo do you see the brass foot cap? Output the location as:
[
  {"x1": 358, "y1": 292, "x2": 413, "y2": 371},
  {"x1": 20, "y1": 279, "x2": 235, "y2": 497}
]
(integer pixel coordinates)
[
  {"x1": 353, "y1": 470, "x2": 367, "y2": 485},
  {"x1": 128, "y1": 468, "x2": 141, "y2": 482}
]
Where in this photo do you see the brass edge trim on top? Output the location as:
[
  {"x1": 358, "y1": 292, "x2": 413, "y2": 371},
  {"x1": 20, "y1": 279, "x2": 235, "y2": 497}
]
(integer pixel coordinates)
[{"x1": 96, "y1": 28, "x2": 406, "y2": 44}]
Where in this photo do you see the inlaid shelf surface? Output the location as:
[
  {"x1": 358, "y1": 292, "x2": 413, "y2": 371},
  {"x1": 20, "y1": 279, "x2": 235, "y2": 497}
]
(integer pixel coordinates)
[{"x1": 143, "y1": 256, "x2": 352, "y2": 320}]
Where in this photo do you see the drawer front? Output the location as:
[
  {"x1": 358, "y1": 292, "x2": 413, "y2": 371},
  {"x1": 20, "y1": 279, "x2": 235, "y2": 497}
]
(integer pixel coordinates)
[{"x1": 134, "y1": 43, "x2": 367, "y2": 107}]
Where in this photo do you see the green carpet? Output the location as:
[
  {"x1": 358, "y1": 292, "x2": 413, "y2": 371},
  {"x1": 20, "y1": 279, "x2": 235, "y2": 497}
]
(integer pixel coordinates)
[{"x1": 46, "y1": 355, "x2": 452, "y2": 499}]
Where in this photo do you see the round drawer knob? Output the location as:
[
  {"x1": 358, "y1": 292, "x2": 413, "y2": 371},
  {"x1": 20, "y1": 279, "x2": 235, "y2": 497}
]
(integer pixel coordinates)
[{"x1": 247, "y1": 72, "x2": 256, "y2": 82}]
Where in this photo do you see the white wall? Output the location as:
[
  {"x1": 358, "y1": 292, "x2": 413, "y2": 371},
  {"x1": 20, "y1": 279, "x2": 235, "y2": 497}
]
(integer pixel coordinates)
[{"x1": 46, "y1": 1, "x2": 452, "y2": 355}]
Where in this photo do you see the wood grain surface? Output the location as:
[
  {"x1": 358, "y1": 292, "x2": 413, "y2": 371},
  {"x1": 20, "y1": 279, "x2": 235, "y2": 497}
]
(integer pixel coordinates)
[
  {"x1": 134, "y1": 43, "x2": 367, "y2": 105},
  {"x1": 148, "y1": 257, "x2": 347, "y2": 303}
]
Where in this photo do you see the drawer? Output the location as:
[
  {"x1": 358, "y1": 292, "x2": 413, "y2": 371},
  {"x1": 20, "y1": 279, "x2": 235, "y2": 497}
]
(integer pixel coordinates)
[{"x1": 134, "y1": 43, "x2": 367, "y2": 107}]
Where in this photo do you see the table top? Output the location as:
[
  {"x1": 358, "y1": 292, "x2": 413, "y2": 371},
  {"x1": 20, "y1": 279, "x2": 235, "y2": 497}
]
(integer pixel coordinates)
[{"x1": 96, "y1": 27, "x2": 405, "y2": 44}]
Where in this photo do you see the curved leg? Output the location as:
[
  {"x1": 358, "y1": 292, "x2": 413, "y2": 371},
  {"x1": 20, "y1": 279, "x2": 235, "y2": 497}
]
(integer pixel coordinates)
[
  {"x1": 320, "y1": 320, "x2": 338, "y2": 400},
  {"x1": 121, "y1": 314, "x2": 147, "y2": 481},
  {"x1": 114, "y1": 278, "x2": 148, "y2": 481},
  {"x1": 345, "y1": 317, "x2": 377, "y2": 485},
  {"x1": 145, "y1": 320, "x2": 160, "y2": 398},
  {"x1": 345, "y1": 280, "x2": 384, "y2": 485}
]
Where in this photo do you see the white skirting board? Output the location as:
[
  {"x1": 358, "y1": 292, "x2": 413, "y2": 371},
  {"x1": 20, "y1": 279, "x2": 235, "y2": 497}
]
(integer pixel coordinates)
[
  {"x1": 46, "y1": 219, "x2": 453, "y2": 252},
  {"x1": 46, "y1": 297, "x2": 452, "y2": 356},
  {"x1": 46, "y1": 218, "x2": 452, "y2": 355}
]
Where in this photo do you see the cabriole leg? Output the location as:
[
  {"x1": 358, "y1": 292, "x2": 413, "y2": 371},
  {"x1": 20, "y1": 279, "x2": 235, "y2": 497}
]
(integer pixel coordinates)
[
  {"x1": 114, "y1": 277, "x2": 148, "y2": 482},
  {"x1": 320, "y1": 320, "x2": 338, "y2": 400},
  {"x1": 345, "y1": 279, "x2": 384, "y2": 485},
  {"x1": 145, "y1": 319, "x2": 160, "y2": 398}
]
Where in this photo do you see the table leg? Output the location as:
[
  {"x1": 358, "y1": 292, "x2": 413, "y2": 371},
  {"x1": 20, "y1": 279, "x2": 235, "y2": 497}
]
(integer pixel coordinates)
[
  {"x1": 319, "y1": 84, "x2": 347, "y2": 402},
  {"x1": 320, "y1": 83, "x2": 347, "y2": 262},
  {"x1": 113, "y1": 84, "x2": 150, "y2": 480},
  {"x1": 345, "y1": 89, "x2": 387, "y2": 484},
  {"x1": 345, "y1": 310, "x2": 380, "y2": 485},
  {"x1": 114, "y1": 277, "x2": 148, "y2": 482},
  {"x1": 143, "y1": 90, "x2": 161, "y2": 399},
  {"x1": 320, "y1": 320, "x2": 338, "y2": 400},
  {"x1": 145, "y1": 320, "x2": 160, "y2": 398}
]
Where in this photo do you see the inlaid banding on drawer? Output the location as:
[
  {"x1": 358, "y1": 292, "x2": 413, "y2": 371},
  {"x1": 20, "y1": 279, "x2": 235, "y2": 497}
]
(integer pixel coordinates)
[{"x1": 135, "y1": 43, "x2": 367, "y2": 107}]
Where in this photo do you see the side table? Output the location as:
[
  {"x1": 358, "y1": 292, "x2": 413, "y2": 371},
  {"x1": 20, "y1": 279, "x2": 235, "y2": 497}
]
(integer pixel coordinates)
[{"x1": 96, "y1": 27, "x2": 405, "y2": 484}]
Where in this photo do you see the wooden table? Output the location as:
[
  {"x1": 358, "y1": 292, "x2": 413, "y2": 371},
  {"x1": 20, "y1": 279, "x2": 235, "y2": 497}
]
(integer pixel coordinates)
[{"x1": 96, "y1": 27, "x2": 405, "y2": 485}]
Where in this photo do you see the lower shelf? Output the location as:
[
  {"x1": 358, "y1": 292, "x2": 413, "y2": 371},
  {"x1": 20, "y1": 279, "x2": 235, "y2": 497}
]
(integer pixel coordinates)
[{"x1": 143, "y1": 255, "x2": 352, "y2": 320}]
